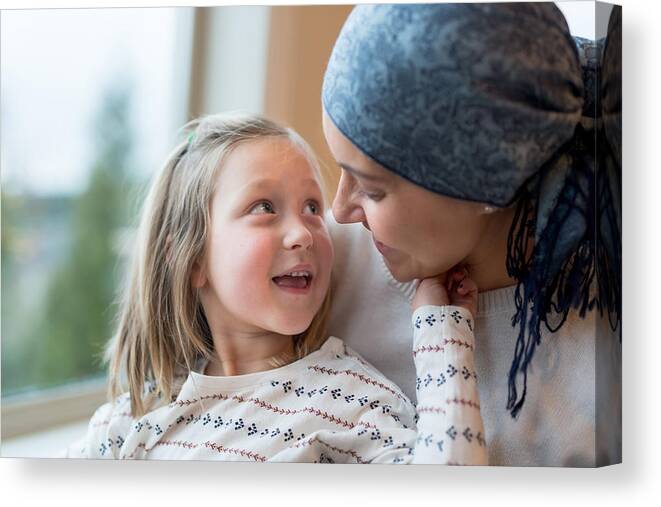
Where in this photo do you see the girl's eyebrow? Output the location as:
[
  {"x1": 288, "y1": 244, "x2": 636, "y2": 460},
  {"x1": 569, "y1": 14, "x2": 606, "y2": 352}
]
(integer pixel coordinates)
[
  {"x1": 235, "y1": 177, "x2": 323, "y2": 198},
  {"x1": 237, "y1": 179, "x2": 279, "y2": 193},
  {"x1": 339, "y1": 163, "x2": 386, "y2": 183}
]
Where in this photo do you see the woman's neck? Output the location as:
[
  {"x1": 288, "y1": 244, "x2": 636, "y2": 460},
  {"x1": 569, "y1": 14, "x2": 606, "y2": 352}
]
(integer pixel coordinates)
[
  {"x1": 205, "y1": 329, "x2": 294, "y2": 377},
  {"x1": 464, "y1": 207, "x2": 520, "y2": 292}
]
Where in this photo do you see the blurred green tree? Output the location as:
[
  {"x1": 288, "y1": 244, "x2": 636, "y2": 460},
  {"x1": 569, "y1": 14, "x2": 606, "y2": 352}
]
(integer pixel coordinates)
[
  {"x1": 1, "y1": 190, "x2": 25, "y2": 391},
  {"x1": 21, "y1": 84, "x2": 137, "y2": 390}
]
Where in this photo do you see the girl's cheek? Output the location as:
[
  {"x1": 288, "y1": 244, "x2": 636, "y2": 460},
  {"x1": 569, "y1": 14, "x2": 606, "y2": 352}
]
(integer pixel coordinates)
[
  {"x1": 224, "y1": 234, "x2": 274, "y2": 283},
  {"x1": 315, "y1": 227, "x2": 334, "y2": 265},
  {"x1": 313, "y1": 242, "x2": 334, "y2": 296},
  {"x1": 325, "y1": 235, "x2": 335, "y2": 268}
]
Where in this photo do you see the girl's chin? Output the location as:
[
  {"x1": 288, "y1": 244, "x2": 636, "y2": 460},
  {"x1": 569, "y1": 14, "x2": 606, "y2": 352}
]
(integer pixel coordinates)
[{"x1": 274, "y1": 317, "x2": 316, "y2": 337}]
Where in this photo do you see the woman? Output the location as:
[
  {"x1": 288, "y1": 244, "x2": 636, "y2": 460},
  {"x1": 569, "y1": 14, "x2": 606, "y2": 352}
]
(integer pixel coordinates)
[{"x1": 321, "y1": 3, "x2": 621, "y2": 467}]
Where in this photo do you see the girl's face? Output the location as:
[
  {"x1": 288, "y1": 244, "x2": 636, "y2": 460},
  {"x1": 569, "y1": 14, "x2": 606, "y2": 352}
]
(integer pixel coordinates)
[
  {"x1": 323, "y1": 112, "x2": 489, "y2": 282},
  {"x1": 194, "y1": 137, "x2": 334, "y2": 338}
]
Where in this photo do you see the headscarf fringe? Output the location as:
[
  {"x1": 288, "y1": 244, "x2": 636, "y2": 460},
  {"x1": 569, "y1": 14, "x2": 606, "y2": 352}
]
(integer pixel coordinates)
[
  {"x1": 596, "y1": 153, "x2": 622, "y2": 336},
  {"x1": 505, "y1": 140, "x2": 596, "y2": 418}
]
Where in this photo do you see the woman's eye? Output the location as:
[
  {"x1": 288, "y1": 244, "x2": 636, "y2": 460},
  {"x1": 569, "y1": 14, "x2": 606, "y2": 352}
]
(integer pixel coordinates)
[
  {"x1": 249, "y1": 201, "x2": 275, "y2": 214},
  {"x1": 303, "y1": 200, "x2": 321, "y2": 215},
  {"x1": 359, "y1": 189, "x2": 384, "y2": 201}
]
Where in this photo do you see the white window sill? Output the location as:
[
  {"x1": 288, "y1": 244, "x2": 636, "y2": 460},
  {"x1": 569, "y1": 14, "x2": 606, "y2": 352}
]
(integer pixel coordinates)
[
  {"x1": 2, "y1": 378, "x2": 106, "y2": 442},
  {"x1": 1, "y1": 419, "x2": 89, "y2": 458}
]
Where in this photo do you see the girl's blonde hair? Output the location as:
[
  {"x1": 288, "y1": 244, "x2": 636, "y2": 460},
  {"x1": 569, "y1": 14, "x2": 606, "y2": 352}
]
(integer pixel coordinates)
[{"x1": 106, "y1": 112, "x2": 332, "y2": 417}]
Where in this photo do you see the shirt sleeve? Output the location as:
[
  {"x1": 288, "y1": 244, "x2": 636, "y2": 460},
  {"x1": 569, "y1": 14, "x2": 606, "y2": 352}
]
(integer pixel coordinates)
[
  {"x1": 408, "y1": 305, "x2": 487, "y2": 464},
  {"x1": 68, "y1": 394, "x2": 135, "y2": 459}
]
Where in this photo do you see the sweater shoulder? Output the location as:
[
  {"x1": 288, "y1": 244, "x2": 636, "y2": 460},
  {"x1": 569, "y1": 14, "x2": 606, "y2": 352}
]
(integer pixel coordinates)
[
  {"x1": 82, "y1": 391, "x2": 143, "y2": 458},
  {"x1": 310, "y1": 337, "x2": 414, "y2": 411}
]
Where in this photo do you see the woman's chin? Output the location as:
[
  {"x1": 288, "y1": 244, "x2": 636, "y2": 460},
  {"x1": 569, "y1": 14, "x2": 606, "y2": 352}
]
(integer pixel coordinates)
[
  {"x1": 384, "y1": 257, "x2": 448, "y2": 284},
  {"x1": 383, "y1": 259, "x2": 417, "y2": 283}
]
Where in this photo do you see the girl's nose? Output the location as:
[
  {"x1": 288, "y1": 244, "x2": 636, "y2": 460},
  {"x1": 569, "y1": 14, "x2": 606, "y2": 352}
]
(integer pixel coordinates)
[
  {"x1": 283, "y1": 219, "x2": 314, "y2": 250},
  {"x1": 332, "y1": 171, "x2": 366, "y2": 224}
]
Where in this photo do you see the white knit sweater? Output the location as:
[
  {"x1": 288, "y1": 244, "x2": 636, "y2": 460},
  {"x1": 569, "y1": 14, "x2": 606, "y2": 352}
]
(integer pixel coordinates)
[
  {"x1": 67, "y1": 306, "x2": 487, "y2": 464},
  {"x1": 327, "y1": 219, "x2": 621, "y2": 467}
]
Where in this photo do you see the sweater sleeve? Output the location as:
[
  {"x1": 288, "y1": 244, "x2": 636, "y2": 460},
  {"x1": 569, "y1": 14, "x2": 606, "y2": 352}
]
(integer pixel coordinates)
[{"x1": 408, "y1": 305, "x2": 487, "y2": 464}]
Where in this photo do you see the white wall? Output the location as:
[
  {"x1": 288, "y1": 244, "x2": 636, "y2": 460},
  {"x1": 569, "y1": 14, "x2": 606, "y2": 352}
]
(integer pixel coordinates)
[
  {"x1": 556, "y1": 0, "x2": 615, "y2": 39},
  {"x1": 198, "y1": 6, "x2": 270, "y2": 115}
]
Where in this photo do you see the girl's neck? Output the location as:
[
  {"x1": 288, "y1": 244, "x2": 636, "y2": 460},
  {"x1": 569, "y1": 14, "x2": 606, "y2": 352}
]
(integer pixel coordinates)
[
  {"x1": 205, "y1": 331, "x2": 294, "y2": 377},
  {"x1": 464, "y1": 207, "x2": 520, "y2": 292}
]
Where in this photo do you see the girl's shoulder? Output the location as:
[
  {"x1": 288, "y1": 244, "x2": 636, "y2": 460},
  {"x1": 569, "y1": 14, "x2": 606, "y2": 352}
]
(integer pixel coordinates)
[
  {"x1": 75, "y1": 392, "x2": 135, "y2": 458},
  {"x1": 84, "y1": 384, "x2": 171, "y2": 458},
  {"x1": 88, "y1": 391, "x2": 132, "y2": 422},
  {"x1": 62, "y1": 395, "x2": 133, "y2": 459},
  {"x1": 310, "y1": 337, "x2": 414, "y2": 411},
  {"x1": 80, "y1": 376, "x2": 192, "y2": 459}
]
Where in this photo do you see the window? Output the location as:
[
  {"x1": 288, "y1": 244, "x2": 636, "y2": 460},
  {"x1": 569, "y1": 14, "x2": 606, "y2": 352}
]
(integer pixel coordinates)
[{"x1": 1, "y1": 8, "x2": 192, "y2": 412}]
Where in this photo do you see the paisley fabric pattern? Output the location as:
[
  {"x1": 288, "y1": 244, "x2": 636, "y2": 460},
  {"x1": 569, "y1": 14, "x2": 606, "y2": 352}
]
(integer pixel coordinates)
[
  {"x1": 322, "y1": 3, "x2": 583, "y2": 207},
  {"x1": 322, "y1": 3, "x2": 620, "y2": 418}
]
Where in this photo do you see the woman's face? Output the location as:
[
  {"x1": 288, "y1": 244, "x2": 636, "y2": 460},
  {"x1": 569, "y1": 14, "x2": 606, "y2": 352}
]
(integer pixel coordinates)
[{"x1": 323, "y1": 112, "x2": 489, "y2": 282}]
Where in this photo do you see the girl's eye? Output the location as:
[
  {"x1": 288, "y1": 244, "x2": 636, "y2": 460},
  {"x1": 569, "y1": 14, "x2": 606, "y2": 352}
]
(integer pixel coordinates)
[
  {"x1": 303, "y1": 200, "x2": 321, "y2": 215},
  {"x1": 249, "y1": 201, "x2": 275, "y2": 214}
]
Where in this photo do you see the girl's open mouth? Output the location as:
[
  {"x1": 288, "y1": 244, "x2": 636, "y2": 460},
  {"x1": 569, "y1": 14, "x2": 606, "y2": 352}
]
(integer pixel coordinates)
[{"x1": 272, "y1": 271, "x2": 313, "y2": 293}]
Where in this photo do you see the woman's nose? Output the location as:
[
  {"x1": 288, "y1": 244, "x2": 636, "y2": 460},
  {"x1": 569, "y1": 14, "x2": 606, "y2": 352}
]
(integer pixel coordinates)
[
  {"x1": 283, "y1": 218, "x2": 314, "y2": 250},
  {"x1": 332, "y1": 171, "x2": 366, "y2": 224}
]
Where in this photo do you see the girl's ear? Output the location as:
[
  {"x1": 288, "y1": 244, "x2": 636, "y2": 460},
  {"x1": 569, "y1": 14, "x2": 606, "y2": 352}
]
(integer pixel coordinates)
[{"x1": 191, "y1": 258, "x2": 207, "y2": 289}]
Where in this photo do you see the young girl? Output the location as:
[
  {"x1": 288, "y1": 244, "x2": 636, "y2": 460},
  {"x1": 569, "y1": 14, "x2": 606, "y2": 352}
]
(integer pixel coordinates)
[{"x1": 66, "y1": 113, "x2": 486, "y2": 464}]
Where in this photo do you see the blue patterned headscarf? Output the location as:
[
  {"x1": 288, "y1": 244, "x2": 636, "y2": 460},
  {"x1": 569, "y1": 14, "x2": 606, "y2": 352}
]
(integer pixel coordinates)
[{"x1": 323, "y1": 3, "x2": 620, "y2": 418}]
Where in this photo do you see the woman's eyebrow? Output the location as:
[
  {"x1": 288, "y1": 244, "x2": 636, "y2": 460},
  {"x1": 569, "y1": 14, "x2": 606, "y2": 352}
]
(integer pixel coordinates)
[{"x1": 339, "y1": 163, "x2": 386, "y2": 183}]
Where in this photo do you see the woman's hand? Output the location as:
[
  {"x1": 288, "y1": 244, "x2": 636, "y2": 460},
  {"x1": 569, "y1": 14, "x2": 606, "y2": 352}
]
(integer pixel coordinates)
[{"x1": 412, "y1": 266, "x2": 478, "y2": 318}]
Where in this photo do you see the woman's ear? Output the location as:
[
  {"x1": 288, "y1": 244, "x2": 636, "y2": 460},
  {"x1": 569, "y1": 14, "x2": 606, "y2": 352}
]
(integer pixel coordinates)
[{"x1": 191, "y1": 259, "x2": 207, "y2": 288}]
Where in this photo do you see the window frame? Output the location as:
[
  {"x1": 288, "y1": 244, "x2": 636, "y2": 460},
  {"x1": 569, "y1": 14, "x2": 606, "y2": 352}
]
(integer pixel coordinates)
[{"x1": 1, "y1": 7, "x2": 196, "y2": 442}]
